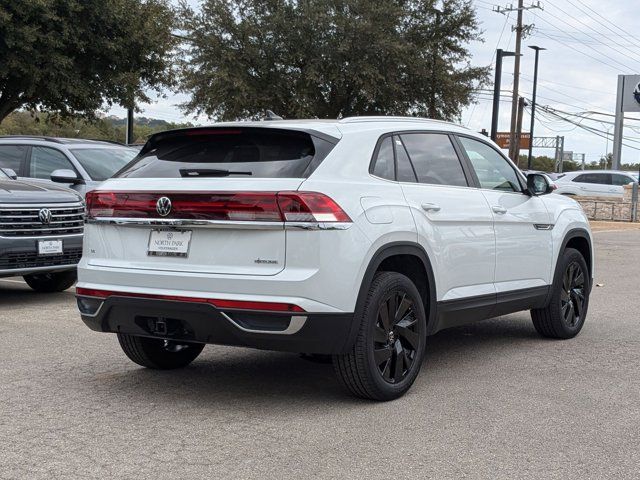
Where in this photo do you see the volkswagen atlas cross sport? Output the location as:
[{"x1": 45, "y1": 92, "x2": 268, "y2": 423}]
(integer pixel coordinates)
[
  {"x1": 0, "y1": 167, "x2": 84, "y2": 291},
  {"x1": 76, "y1": 117, "x2": 594, "y2": 401}
]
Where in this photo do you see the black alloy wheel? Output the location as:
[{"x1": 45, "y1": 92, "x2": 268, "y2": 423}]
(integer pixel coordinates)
[
  {"x1": 373, "y1": 291, "x2": 420, "y2": 384},
  {"x1": 561, "y1": 261, "x2": 586, "y2": 328},
  {"x1": 333, "y1": 271, "x2": 427, "y2": 401},
  {"x1": 531, "y1": 247, "x2": 590, "y2": 339}
]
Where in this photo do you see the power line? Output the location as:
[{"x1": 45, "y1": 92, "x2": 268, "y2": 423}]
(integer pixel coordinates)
[
  {"x1": 543, "y1": 0, "x2": 640, "y2": 65},
  {"x1": 532, "y1": 11, "x2": 638, "y2": 72},
  {"x1": 570, "y1": 0, "x2": 640, "y2": 45}
]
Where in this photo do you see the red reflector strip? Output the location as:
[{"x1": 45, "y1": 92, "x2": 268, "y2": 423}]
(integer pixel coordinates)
[{"x1": 75, "y1": 287, "x2": 305, "y2": 313}]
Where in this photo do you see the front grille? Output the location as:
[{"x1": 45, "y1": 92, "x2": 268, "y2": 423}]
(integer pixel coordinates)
[
  {"x1": 0, "y1": 248, "x2": 82, "y2": 270},
  {"x1": 0, "y1": 203, "x2": 84, "y2": 237}
]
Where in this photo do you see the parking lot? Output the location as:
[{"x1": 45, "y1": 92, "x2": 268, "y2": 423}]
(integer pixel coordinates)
[{"x1": 1, "y1": 228, "x2": 638, "y2": 479}]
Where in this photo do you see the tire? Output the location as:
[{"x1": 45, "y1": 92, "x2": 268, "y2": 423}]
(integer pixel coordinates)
[
  {"x1": 23, "y1": 270, "x2": 77, "y2": 292},
  {"x1": 117, "y1": 334, "x2": 205, "y2": 369},
  {"x1": 531, "y1": 247, "x2": 590, "y2": 339},
  {"x1": 333, "y1": 272, "x2": 427, "y2": 401}
]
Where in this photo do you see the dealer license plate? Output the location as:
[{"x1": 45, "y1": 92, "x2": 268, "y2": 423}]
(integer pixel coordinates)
[
  {"x1": 38, "y1": 240, "x2": 63, "y2": 256},
  {"x1": 148, "y1": 230, "x2": 192, "y2": 257}
]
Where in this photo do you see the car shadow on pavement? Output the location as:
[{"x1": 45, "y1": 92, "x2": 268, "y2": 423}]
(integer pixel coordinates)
[{"x1": 86, "y1": 314, "x2": 542, "y2": 410}]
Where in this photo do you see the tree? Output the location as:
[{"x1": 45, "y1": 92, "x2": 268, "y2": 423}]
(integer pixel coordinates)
[
  {"x1": 177, "y1": 0, "x2": 488, "y2": 121},
  {"x1": 0, "y1": 111, "x2": 192, "y2": 143},
  {"x1": 0, "y1": 0, "x2": 176, "y2": 123}
]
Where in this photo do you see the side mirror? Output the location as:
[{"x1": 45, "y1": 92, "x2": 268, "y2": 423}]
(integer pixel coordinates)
[
  {"x1": 1, "y1": 168, "x2": 18, "y2": 180},
  {"x1": 527, "y1": 173, "x2": 554, "y2": 196},
  {"x1": 51, "y1": 169, "x2": 83, "y2": 184}
]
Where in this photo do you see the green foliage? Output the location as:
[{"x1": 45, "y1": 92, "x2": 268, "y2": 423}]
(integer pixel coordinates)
[
  {"x1": 0, "y1": 0, "x2": 176, "y2": 122},
  {"x1": 177, "y1": 0, "x2": 488, "y2": 121},
  {"x1": 0, "y1": 111, "x2": 192, "y2": 143}
]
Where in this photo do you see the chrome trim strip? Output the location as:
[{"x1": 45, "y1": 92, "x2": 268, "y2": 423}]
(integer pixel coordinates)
[
  {"x1": 0, "y1": 203, "x2": 84, "y2": 209},
  {"x1": 285, "y1": 222, "x2": 352, "y2": 230},
  {"x1": 86, "y1": 218, "x2": 353, "y2": 230},
  {"x1": 86, "y1": 218, "x2": 285, "y2": 230},
  {"x1": 220, "y1": 312, "x2": 307, "y2": 335},
  {"x1": 0, "y1": 233, "x2": 83, "y2": 240},
  {"x1": 533, "y1": 224, "x2": 555, "y2": 231},
  {"x1": 0, "y1": 264, "x2": 78, "y2": 275}
]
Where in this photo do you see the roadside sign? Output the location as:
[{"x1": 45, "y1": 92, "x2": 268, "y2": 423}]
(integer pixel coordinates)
[{"x1": 495, "y1": 132, "x2": 531, "y2": 150}]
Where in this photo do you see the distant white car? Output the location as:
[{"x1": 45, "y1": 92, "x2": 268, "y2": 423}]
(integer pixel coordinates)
[{"x1": 554, "y1": 170, "x2": 637, "y2": 197}]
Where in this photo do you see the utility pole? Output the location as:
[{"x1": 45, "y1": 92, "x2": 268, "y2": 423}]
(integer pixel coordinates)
[
  {"x1": 515, "y1": 97, "x2": 527, "y2": 167},
  {"x1": 493, "y1": 1, "x2": 543, "y2": 162},
  {"x1": 527, "y1": 45, "x2": 546, "y2": 170},
  {"x1": 491, "y1": 49, "x2": 517, "y2": 142},
  {"x1": 126, "y1": 107, "x2": 134, "y2": 145}
]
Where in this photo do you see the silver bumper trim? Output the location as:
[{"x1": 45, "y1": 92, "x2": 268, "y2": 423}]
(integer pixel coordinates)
[
  {"x1": 86, "y1": 218, "x2": 352, "y2": 230},
  {"x1": 220, "y1": 312, "x2": 308, "y2": 335}
]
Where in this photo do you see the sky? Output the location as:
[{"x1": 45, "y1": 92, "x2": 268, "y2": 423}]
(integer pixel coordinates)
[{"x1": 108, "y1": 0, "x2": 640, "y2": 165}]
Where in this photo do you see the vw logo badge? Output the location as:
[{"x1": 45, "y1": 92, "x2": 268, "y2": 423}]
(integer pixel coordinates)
[
  {"x1": 38, "y1": 208, "x2": 52, "y2": 225},
  {"x1": 156, "y1": 196, "x2": 172, "y2": 217}
]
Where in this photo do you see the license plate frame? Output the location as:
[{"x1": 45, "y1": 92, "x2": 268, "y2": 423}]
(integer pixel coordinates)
[
  {"x1": 147, "y1": 229, "x2": 192, "y2": 258},
  {"x1": 38, "y1": 239, "x2": 63, "y2": 256}
]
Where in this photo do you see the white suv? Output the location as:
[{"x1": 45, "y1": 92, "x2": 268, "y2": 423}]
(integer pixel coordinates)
[
  {"x1": 76, "y1": 117, "x2": 594, "y2": 401},
  {"x1": 554, "y1": 170, "x2": 637, "y2": 197}
]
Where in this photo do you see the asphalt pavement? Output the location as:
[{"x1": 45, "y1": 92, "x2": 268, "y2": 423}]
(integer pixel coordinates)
[{"x1": 1, "y1": 229, "x2": 639, "y2": 479}]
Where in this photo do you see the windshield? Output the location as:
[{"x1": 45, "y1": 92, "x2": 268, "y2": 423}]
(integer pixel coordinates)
[{"x1": 70, "y1": 147, "x2": 139, "y2": 181}]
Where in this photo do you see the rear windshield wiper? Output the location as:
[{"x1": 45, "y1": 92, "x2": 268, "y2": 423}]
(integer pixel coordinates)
[{"x1": 179, "y1": 168, "x2": 252, "y2": 177}]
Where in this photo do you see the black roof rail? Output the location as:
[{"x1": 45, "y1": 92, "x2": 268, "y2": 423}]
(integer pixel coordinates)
[{"x1": 0, "y1": 135, "x2": 64, "y2": 143}]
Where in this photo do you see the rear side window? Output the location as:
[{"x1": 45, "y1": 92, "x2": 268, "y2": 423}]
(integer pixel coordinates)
[
  {"x1": 0, "y1": 145, "x2": 27, "y2": 172},
  {"x1": 611, "y1": 174, "x2": 633, "y2": 186},
  {"x1": 372, "y1": 137, "x2": 394, "y2": 180},
  {"x1": 400, "y1": 133, "x2": 468, "y2": 187},
  {"x1": 117, "y1": 128, "x2": 336, "y2": 179}
]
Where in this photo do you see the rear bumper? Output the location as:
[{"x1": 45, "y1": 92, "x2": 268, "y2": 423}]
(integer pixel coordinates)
[{"x1": 77, "y1": 294, "x2": 356, "y2": 355}]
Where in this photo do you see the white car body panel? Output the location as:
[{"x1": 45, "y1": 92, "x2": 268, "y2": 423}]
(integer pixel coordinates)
[{"x1": 77, "y1": 118, "x2": 594, "y2": 319}]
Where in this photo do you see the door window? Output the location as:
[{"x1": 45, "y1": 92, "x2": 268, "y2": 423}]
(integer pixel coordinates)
[
  {"x1": 399, "y1": 133, "x2": 467, "y2": 186},
  {"x1": 371, "y1": 137, "x2": 394, "y2": 180},
  {"x1": 0, "y1": 145, "x2": 28, "y2": 172},
  {"x1": 394, "y1": 136, "x2": 418, "y2": 183},
  {"x1": 458, "y1": 137, "x2": 522, "y2": 192},
  {"x1": 573, "y1": 173, "x2": 611, "y2": 185},
  {"x1": 29, "y1": 147, "x2": 75, "y2": 179}
]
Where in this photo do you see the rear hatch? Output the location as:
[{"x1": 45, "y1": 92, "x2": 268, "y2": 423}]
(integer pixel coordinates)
[{"x1": 85, "y1": 127, "x2": 339, "y2": 276}]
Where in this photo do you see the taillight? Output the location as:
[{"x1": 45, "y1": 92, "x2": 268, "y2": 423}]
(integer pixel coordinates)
[
  {"x1": 277, "y1": 192, "x2": 351, "y2": 222},
  {"x1": 86, "y1": 191, "x2": 351, "y2": 223},
  {"x1": 75, "y1": 287, "x2": 305, "y2": 313}
]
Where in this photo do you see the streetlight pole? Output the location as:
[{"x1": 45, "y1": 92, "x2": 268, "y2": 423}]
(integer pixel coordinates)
[
  {"x1": 527, "y1": 45, "x2": 545, "y2": 170},
  {"x1": 491, "y1": 49, "x2": 517, "y2": 142}
]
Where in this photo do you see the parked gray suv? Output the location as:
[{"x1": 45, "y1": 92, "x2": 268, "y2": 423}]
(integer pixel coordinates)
[
  {"x1": 0, "y1": 136, "x2": 138, "y2": 197},
  {"x1": 0, "y1": 168, "x2": 84, "y2": 292}
]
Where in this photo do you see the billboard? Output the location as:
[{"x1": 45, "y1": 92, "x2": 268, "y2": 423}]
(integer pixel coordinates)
[
  {"x1": 495, "y1": 132, "x2": 530, "y2": 150},
  {"x1": 620, "y1": 75, "x2": 640, "y2": 113}
]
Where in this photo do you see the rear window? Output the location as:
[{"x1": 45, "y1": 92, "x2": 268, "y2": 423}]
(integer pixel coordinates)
[
  {"x1": 70, "y1": 147, "x2": 138, "y2": 181},
  {"x1": 117, "y1": 128, "x2": 336, "y2": 179}
]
